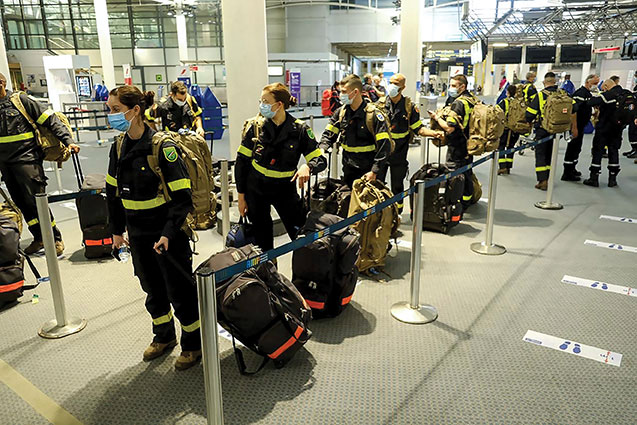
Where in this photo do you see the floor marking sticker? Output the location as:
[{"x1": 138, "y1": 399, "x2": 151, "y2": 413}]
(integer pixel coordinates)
[
  {"x1": 584, "y1": 240, "x2": 637, "y2": 254},
  {"x1": 599, "y1": 215, "x2": 637, "y2": 224},
  {"x1": 523, "y1": 330, "x2": 622, "y2": 367},
  {"x1": 217, "y1": 324, "x2": 243, "y2": 347},
  {"x1": 0, "y1": 358, "x2": 85, "y2": 425},
  {"x1": 562, "y1": 275, "x2": 637, "y2": 297}
]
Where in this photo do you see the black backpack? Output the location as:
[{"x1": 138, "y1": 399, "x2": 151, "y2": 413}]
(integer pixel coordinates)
[
  {"x1": 292, "y1": 211, "x2": 360, "y2": 317},
  {"x1": 0, "y1": 216, "x2": 41, "y2": 304},
  {"x1": 614, "y1": 89, "x2": 637, "y2": 127},
  {"x1": 196, "y1": 245, "x2": 312, "y2": 374}
]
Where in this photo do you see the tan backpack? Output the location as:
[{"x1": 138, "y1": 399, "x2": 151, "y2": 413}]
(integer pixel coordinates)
[
  {"x1": 506, "y1": 84, "x2": 533, "y2": 134},
  {"x1": 0, "y1": 187, "x2": 22, "y2": 235},
  {"x1": 348, "y1": 179, "x2": 399, "y2": 274},
  {"x1": 466, "y1": 101, "x2": 505, "y2": 155},
  {"x1": 429, "y1": 105, "x2": 461, "y2": 147},
  {"x1": 10, "y1": 92, "x2": 72, "y2": 163},
  {"x1": 338, "y1": 103, "x2": 395, "y2": 154},
  {"x1": 540, "y1": 89, "x2": 573, "y2": 134},
  {"x1": 116, "y1": 131, "x2": 216, "y2": 231}
]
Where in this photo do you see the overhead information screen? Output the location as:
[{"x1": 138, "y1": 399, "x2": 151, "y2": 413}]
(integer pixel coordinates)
[
  {"x1": 526, "y1": 46, "x2": 556, "y2": 63},
  {"x1": 493, "y1": 47, "x2": 522, "y2": 64},
  {"x1": 560, "y1": 44, "x2": 592, "y2": 63}
]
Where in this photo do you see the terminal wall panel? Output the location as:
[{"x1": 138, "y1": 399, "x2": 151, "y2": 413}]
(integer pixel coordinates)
[
  {"x1": 134, "y1": 48, "x2": 166, "y2": 66},
  {"x1": 328, "y1": 9, "x2": 398, "y2": 44},
  {"x1": 112, "y1": 49, "x2": 134, "y2": 68}
]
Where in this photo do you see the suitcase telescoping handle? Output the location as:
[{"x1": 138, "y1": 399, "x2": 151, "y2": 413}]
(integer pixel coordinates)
[
  {"x1": 71, "y1": 152, "x2": 84, "y2": 190},
  {"x1": 157, "y1": 246, "x2": 196, "y2": 286}
]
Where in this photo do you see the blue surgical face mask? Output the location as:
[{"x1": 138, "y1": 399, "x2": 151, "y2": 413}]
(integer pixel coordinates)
[
  {"x1": 259, "y1": 102, "x2": 278, "y2": 119},
  {"x1": 340, "y1": 92, "x2": 353, "y2": 106},
  {"x1": 107, "y1": 109, "x2": 133, "y2": 132},
  {"x1": 388, "y1": 84, "x2": 401, "y2": 98},
  {"x1": 448, "y1": 87, "x2": 459, "y2": 97}
]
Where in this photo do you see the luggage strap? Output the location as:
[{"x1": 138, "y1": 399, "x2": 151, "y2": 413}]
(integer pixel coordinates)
[{"x1": 232, "y1": 336, "x2": 269, "y2": 376}]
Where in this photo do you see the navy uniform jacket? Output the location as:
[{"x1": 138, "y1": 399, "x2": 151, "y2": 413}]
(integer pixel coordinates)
[
  {"x1": 572, "y1": 86, "x2": 594, "y2": 125},
  {"x1": 587, "y1": 85, "x2": 624, "y2": 134},
  {"x1": 235, "y1": 113, "x2": 326, "y2": 194},
  {"x1": 383, "y1": 95, "x2": 424, "y2": 143},
  {"x1": 445, "y1": 90, "x2": 476, "y2": 159},
  {"x1": 106, "y1": 125, "x2": 193, "y2": 239},
  {"x1": 147, "y1": 96, "x2": 202, "y2": 132}
]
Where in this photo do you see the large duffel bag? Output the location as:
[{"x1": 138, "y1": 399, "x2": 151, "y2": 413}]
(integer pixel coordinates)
[
  {"x1": 410, "y1": 163, "x2": 464, "y2": 234},
  {"x1": 196, "y1": 245, "x2": 312, "y2": 374},
  {"x1": 292, "y1": 211, "x2": 360, "y2": 317},
  {"x1": 0, "y1": 214, "x2": 41, "y2": 304}
]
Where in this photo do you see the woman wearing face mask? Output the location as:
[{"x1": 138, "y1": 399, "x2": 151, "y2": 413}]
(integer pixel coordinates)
[
  {"x1": 105, "y1": 85, "x2": 202, "y2": 371},
  {"x1": 235, "y1": 83, "x2": 327, "y2": 252}
]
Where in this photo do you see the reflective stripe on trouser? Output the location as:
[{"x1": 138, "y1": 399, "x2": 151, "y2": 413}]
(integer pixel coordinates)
[
  {"x1": 129, "y1": 232, "x2": 200, "y2": 350},
  {"x1": 534, "y1": 132, "x2": 553, "y2": 182},
  {"x1": 0, "y1": 161, "x2": 62, "y2": 242},
  {"x1": 498, "y1": 129, "x2": 518, "y2": 169}
]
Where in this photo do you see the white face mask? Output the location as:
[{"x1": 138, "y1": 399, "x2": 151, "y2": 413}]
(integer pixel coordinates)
[
  {"x1": 174, "y1": 98, "x2": 186, "y2": 107},
  {"x1": 388, "y1": 84, "x2": 401, "y2": 98}
]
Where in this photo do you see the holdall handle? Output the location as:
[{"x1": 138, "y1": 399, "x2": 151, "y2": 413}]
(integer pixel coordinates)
[
  {"x1": 232, "y1": 335, "x2": 269, "y2": 376},
  {"x1": 21, "y1": 249, "x2": 43, "y2": 290}
]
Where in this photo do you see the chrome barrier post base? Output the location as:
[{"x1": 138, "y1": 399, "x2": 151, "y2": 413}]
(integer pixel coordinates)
[
  {"x1": 392, "y1": 180, "x2": 438, "y2": 325},
  {"x1": 535, "y1": 133, "x2": 563, "y2": 211},
  {"x1": 39, "y1": 317, "x2": 87, "y2": 339},
  {"x1": 391, "y1": 302, "x2": 438, "y2": 324},
  {"x1": 534, "y1": 200, "x2": 563, "y2": 210},
  {"x1": 470, "y1": 241, "x2": 506, "y2": 255}
]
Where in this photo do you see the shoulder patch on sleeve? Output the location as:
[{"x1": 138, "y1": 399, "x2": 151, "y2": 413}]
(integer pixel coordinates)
[
  {"x1": 376, "y1": 111, "x2": 385, "y2": 122},
  {"x1": 307, "y1": 127, "x2": 315, "y2": 140},
  {"x1": 163, "y1": 146, "x2": 178, "y2": 162}
]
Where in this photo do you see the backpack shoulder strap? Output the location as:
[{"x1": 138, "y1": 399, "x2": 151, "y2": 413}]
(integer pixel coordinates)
[
  {"x1": 405, "y1": 96, "x2": 412, "y2": 121},
  {"x1": 186, "y1": 94, "x2": 194, "y2": 110},
  {"x1": 338, "y1": 106, "x2": 347, "y2": 125},
  {"x1": 148, "y1": 132, "x2": 173, "y2": 201},
  {"x1": 115, "y1": 134, "x2": 125, "y2": 159},
  {"x1": 10, "y1": 92, "x2": 37, "y2": 130},
  {"x1": 364, "y1": 103, "x2": 377, "y2": 134}
]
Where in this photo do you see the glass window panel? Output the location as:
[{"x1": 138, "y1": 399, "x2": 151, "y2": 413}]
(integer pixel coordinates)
[
  {"x1": 48, "y1": 35, "x2": 75, "y2": 49},
  {"x1": 74, "y1": 21, "x2": 97, "y2": 34},
  {"x1": 9, "y1": 35, "x2": 27, "y2": 49},
  {"x1": 76, "y1": 34, "x2": 99, "y2": 49},
  {"x1": 196, "y1": 32, "x2": 218, "y2": 47},
  {"x1": 111, "y1": 33, "x2": 132, "y2": 48},
  {"x1": 162, "y1": 18, "x2": 177, "y2": 32},
  {"x1": 164, "y1": 32, "x2": 178, "y2": 48},
  {"x1": 46, "y1": 20, "x2": 73, "y2": 36},
  {"x1": 27, "y1": 35, "x2": 47, "y2": 49},
  {"x1": 21, "y1": 5, "x2": 43, "y2": 19},
  {"x1": 44, "y1": 5, "x2": 71, "y2": 19},
  {"x1": 25, "y1": 21, "x2": 45, "y2": 35},
  {"x1": 135, "y1": 33, "x2": 162, "y2": 48},
  {"x1": 7, "y1": 20, "x2": 26, "y2": 35}
]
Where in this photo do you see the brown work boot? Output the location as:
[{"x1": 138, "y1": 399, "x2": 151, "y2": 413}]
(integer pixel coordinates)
[
  {"x1": 175, "y1": 349, "x2": 202, "y2": 371},
  {"x1": 497, "y1": 168, "x2": 507, "y2": 175},
  {"x1": 24, "y1": 240, "x2": 44, "y2": 255},
  {"x1": 143, "y1": 340, "x2": 177, "y2": 361},
  {"x1": 55, "y1": 241, "x2": 65, "y2": 257},
  {"x1": 534, "y1": 180, "x2": 548, "y2": 191}
]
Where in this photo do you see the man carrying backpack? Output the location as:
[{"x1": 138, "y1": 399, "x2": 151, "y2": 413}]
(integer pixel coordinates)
[
  {"x1": 376, "y1": 73, "x2": 444, "y2": 212},
  {"x1": 523, "y1": 71, "x2": 538, "y2": 104},
  {"x1": 623, "y1": 74, "x2": 637, "y2": 159},
  {"x1": 0, "y1": 73, "x2": 80, "y2": 256},
  {"x1": 320, "y1": 74, "x2": 392, "y2": 188},
  {"x1": 147, "y1": 81, "x2": 204, "y2": 136},
  {"x1": 497, "y1": 84, "x2": 520, "y2": 175},
  {"x1": 428, "y1": 74, "x2": 476, "y2": 208},
  {"x1": 562, "y1": 74, "x2": 599, "y2": 181},
  {"x1": 583, "y1": 78, "x2": 628, "y2": 187},
  {"x1": 525, "y1": 72, "x2": 577, "y2": 190}
]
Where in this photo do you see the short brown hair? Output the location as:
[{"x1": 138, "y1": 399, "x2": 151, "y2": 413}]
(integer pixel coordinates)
[
  {"x1": 451, "y1": 74, "x2": 468, "y2": 88},
  {"x1": 341, "y1": 74, "x2": 363, "y2": 92},
  {"x1": 171, "y1": 81, "x2": 188, "y2": 95},
  {"x1": 109, "y1": 86, "x2": 155, "y2": 113},
  {"x1": 262, "y1": 82, "x2": 297, "y2": 109},
  {"x1": 610, "y1": 75, "x2": 620, "y2": 83}
]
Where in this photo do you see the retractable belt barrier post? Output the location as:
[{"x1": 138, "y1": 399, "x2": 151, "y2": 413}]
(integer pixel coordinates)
[
  {"x1": 220, "y1": 160, "x2": 231, "y2": 240},
  {"x1": 196, "y1": 268, "x2": 224, "y2": 425},
  {"x1": 330, "y1": 145, "x2": 339, "y2": 180},
  {"x1": 391, "y1": 180, "x2": 438, "y2": 325},
  {"x1": 34, "y1": 194, "x2": 87, "y2": 338},
  {"x1": 471, "y1": 150, "x2": 506, "y2": 256},
  {"x1": 309, "y1": 115, "x2": 314, "y2": 132},
  {"x1": 535, "y1": 133, "x2": 565, "y2": 210}
]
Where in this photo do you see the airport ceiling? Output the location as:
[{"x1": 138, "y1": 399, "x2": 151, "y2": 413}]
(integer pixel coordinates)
[{"x1": 334, "y1": 41, "x2": 474, "y2": 59}]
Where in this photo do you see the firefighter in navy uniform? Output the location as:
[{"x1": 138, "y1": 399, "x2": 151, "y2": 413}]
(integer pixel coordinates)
[
  {"x1": 376, "y1": 73, "x2": 444, "y2": 213},
  {"x1": 0, "y1": 72, "x2": 80, "y2": 256},
  {"x1": 523, "y1": 71, "x2": 538, "y2": 104},
  {"x1": 583, "y1": 78, "x2": 625, "y2": 187},
  {"x1": 497, "y1": 84, "x2": 520, "y2": 175},
  {"x1": 105, "y1": 85, "x2": 201, "y2": 371},
  {"x1": 428, "y1": 74, "x2": 476, "y2": 209},
  {"x1": 146, "y1": 81, "x2": 204, "y2": 136},
  {"x1": 562, "y1": 74, "x2": 599, "y2": 181},
  {"x1": 236, "y1": 83, "x2": 326, "y2": 252},
  {"x1": 320, "y1": 74, "x2": 391, "y2": 188},
  {"x1": 623, "y1": 74, "x2": 637, "y2": 158}
]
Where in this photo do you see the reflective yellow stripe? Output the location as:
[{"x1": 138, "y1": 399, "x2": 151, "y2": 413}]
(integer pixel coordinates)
[
  {"x1": 121, "y1": 195, "x2": 167, "y2": 210},
  {"x1": 447, "y1": 116, "x2": 458, "y2": 125},
  {"x1": 193, "y1": 108, "x2": 202, "y2": 117},
  {"x1": 36, "y1": 109, "x2": 54, "y2": 125},
  {"x1": 51, "y1": 221, "x2": 56, "y2": 227},
  {"x1": 459, "y1": 98, "x2": 473, "y2": 128},
  {"x1": 391, "y1": 131, "x2": 410, "y2": 139},
  {"x1": 341, "y1": 144, "x2": 376, "y2": 153},
  {"x1": 397, "y1": 202, "x2": 404, "y2": 208},
  {"x1": 375, "y1": 132, "x2": 390, "y2": 141},
  {"x1": 144, "y1": 109, "x2": 155, "y2": 121},
  {"x1": 462, "y1": 195, "x2": 472, "y2": 201},
  {"x1": 295, "y1": 119, "x2": 304, "y2": 125},
  {"x1": 237, "y1": 145, "x2": 253, "y2": 157},
  {"x1": 0, "y1": 132, "x2": 35, "y2": 143},
  {"x1": 153, "y1": 311, "x2": 173, "y2": 326},
  {"x1": 410, "y1": 120, "x2": 423, "y2": 130},
  {"x1": 27, "y1": 218, "x2": 39, "y2": 226},
  {"x1": 304, "y1": 148, "x2": 322, "y2": 163},
  {"x1": 181, "y1": 320, "x2": 200, "y2": 333},
  {"x1": 499, "y1": 158, "x2": 513, "y2": 163},
  {"x1": 326, "y1": 124, "x2": 339, "y2": 134},
  {"x1": 106, "y1": 174, "x2": 117, "y2": 186},
  {"x1": 167, "y1": 178, "x2": 191, "y2": 191},
  {"x1": 251, "y1": 160, "x2": 296, "y2": 178},
  {"x1": 504, "y1": 98, "x2": 510, "y2": 116},
  {"x1": 535, "y1": 166, "x2": 551, "y2": 172},
  {"x1": 539, "y1": 92, "x2": 546, "y2": 115},
  {"x1": 526, "y1": 107, "x2": 538, "y2": 114}
]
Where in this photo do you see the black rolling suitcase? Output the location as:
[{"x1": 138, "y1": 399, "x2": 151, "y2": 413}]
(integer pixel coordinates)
[
  {"x1": 410, "y1": 143, "x2": 464, "y2": 234},
  {"x1": 72, "y1": 154, "x2": 112, "y2": 259},
  {"x1": 292, "y1": 210, "x2": 360, "y2": 318}
]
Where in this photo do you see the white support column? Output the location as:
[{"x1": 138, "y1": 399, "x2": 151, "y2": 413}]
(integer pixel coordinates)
[
  {"x1": 221, "y1": 0, "x2": 268, "y2": 157},
  {"x1": 581, "y1": 62, "x2": 591, "y2": 87},
  {"x1": 483, "y1": 47, "x2": 494, "y2": 95},
  {"x1": 176, "y1": 12, "x2": 189, "y2": 63},
  {"x1": 0, "y1": 17, "x2": 12, "y2": 91},
  {"x1": 93, "y1": 0, "x2": 116, "y2": 89},
  {"x1": 398, "y1": 0, "x2": 423, "y2": 100},
  {"x1": 520, "y1": 46, "x2": 529, "y2": 82}
]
